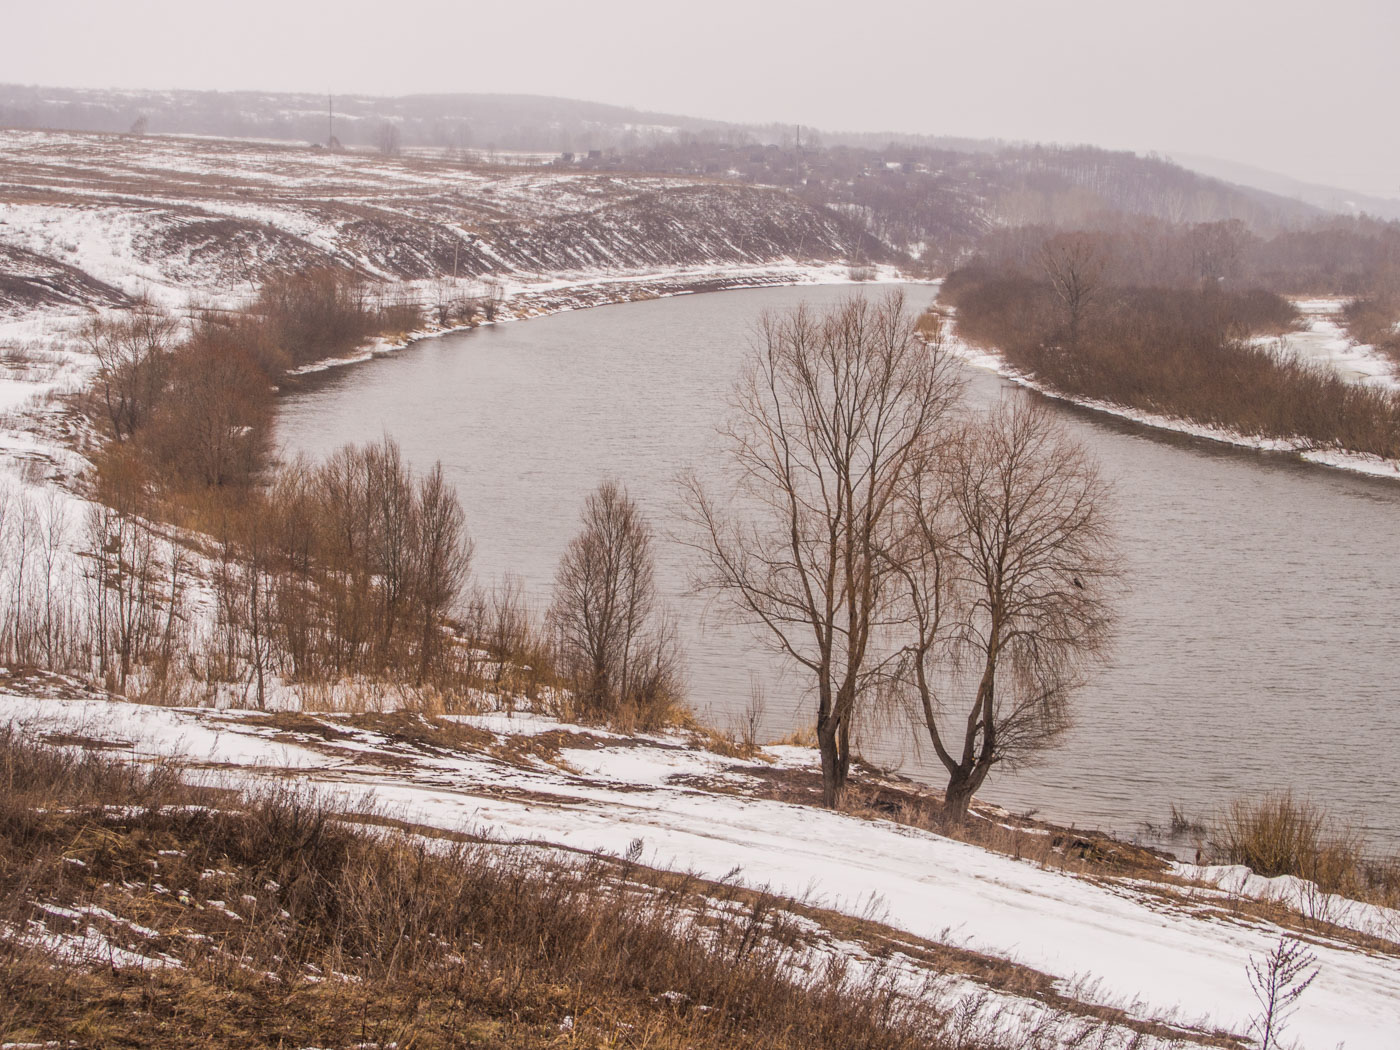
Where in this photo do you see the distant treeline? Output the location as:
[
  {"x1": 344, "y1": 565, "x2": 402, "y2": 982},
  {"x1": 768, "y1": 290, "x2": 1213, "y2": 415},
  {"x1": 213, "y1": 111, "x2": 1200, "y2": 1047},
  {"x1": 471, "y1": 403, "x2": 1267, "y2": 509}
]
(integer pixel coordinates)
[
  {"x1": 943, "y1": 220, "x2": 1400, "y2": 458},
  {"x1": 961, "y1": 214, "x2": 1400, "y2": 357}
]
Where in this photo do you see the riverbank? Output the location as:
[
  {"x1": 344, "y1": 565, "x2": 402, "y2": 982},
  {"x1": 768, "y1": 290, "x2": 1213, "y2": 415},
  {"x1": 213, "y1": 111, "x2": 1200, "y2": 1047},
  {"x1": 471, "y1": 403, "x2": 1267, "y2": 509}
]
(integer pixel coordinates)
[
  {"x1": 2, "y1": 682, "x2": 1398, "y2": 1048},
  {"x1": 939, "y1": 308, "x2": 1400, "y2": 483},
  {"x1": 283, "y1": 261, "x2": 917, "y2": 378},
  {"x1": 5, "y1": 272, "x2": 1400, "y2": 1044}
]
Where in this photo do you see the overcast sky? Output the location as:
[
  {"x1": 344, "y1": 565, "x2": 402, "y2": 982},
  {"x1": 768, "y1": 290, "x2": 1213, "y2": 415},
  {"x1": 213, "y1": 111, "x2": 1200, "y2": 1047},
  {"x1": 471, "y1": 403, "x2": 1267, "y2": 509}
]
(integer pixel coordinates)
[{"x1": 10, "y1": 0, "x2": 1400, "y2": 198}]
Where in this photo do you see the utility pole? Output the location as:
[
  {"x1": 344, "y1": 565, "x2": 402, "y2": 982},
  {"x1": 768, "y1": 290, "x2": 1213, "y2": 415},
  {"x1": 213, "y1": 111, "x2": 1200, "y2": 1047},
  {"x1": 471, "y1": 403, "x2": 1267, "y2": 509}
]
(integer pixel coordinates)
[{"x1": 327, "y1": 92, "x2": 334, "y2": 150}]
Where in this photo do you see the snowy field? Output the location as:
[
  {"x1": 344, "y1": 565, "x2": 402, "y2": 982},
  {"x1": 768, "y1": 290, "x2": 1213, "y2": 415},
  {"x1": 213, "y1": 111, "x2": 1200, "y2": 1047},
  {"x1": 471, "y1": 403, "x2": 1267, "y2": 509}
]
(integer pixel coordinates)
[{"x1": 2, "y1": 691, "x2": 1398, "y2": 1049}]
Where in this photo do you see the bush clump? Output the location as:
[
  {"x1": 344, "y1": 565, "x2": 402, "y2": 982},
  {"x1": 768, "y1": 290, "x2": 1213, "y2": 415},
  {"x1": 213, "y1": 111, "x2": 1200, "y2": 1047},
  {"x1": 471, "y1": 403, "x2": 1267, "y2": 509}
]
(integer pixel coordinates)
[{"x1": 1212, "y1": 792, "x2": 1367, "y2": 897}]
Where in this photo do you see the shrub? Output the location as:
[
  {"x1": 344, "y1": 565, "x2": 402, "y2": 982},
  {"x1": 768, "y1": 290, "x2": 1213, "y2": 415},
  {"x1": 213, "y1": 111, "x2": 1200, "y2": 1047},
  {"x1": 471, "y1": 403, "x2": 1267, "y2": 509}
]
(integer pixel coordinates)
[
  {"x1": 1211, "y1": 792, "x2": 1366, "y2": 896},
  {"x1": 253, "y1": 267, "x2": 422, "y2": 369},
  {"x1": 944, "y1": 269, "x2": 1400, "y2": 459},
  {"x1": 548, "y1": 481, "x2": 685, "y2": 727}
]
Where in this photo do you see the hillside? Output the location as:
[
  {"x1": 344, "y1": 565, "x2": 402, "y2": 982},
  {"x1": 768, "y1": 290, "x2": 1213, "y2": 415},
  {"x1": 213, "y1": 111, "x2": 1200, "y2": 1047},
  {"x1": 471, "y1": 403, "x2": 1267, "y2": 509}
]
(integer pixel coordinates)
[
  {"x1": 0, "y1": 85, "x2": 738, "y2": 153},
  {"x1": 0, "y1": 128, "x2": 895, "y2": 319},
  {"x1": 0, "y1": 87, "x2": 1333, "y2": 273},
  {"x1": 2, "y1": 685, "x2": 1398, "y2": 1048},
  {"x1": 1169, "y1": 151, "x2": 1400, "y2": 222}
]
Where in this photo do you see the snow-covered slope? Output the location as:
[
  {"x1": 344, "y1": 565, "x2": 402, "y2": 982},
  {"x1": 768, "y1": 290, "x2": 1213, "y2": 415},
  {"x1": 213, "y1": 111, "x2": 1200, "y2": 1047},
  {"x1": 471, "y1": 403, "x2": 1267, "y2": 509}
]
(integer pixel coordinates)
[
  {"x1": 3, "y1": 691, "x2": 1396, "y2": 1049},
  {"x1": 0, "y1": 129, "x2": 893, "y2": 315}
]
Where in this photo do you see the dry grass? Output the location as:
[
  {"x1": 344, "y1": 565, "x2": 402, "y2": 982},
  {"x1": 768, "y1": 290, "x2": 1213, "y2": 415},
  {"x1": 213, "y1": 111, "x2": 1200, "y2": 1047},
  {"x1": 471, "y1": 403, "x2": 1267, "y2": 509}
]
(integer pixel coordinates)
[
  {"x1": 1210, "y1": 792, "x2": 1400, "y2": 908},
  {"x1": 0, "y1": 726, "x2": 1236, "y2": 1049},
  {"x1": 770, "y1": 723, "x2": 818, "y2": 748},
  {"x1": 1, "y1": 726, "x2": 959, "y2": 1050}
]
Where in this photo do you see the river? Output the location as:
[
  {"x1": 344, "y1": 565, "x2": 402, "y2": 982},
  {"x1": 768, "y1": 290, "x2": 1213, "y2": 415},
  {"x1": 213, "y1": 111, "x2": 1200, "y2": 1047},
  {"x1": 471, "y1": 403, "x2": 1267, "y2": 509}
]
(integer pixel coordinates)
[{"x1": 276, "y1": 283, "x2": 1400, "y2": 850}]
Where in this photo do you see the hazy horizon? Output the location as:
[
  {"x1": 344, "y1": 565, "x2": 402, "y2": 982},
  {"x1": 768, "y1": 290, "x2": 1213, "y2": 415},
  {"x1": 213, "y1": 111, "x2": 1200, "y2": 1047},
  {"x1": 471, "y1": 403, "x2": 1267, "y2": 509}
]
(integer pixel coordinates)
[{"x1": 9, "y1": 0, "x2": 1399, "y2": 200}]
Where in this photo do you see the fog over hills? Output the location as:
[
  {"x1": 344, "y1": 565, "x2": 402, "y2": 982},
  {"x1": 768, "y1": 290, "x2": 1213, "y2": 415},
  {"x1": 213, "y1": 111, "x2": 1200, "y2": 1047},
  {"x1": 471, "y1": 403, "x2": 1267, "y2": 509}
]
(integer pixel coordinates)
[
  {"x1": 1168, "y1": 151, "x2": 1400, "y2": 222},
  {"x1": 2, "y1": 83, "x2": 1373, "y2": 226}
]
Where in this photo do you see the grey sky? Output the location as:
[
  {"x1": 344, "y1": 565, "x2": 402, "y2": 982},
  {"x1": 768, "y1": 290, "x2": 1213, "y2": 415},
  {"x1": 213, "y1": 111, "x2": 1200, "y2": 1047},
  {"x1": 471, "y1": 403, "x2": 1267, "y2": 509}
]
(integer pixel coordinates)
[{"x1": 12, "y1": 0, "x2": 1400, "y2": 198}]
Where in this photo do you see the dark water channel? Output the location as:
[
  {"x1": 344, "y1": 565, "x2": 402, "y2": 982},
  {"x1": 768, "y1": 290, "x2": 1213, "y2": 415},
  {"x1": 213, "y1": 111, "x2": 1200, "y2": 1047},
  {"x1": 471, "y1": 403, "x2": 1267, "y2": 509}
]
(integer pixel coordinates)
[{"x1": 277, "y1": 284, "x2": 1400, "y2": 850}]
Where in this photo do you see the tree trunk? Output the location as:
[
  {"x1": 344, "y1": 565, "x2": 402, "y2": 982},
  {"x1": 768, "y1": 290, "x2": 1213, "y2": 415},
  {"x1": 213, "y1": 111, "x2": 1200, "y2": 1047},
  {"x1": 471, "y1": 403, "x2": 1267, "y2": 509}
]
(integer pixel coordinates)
[
  {"x1": 942, "y1": 761, "x2": 992, "y2": 825},
  {"x1": 942, "y1": 773, "x2": 977, "y2": 824},
  {"x1": 817, "y1": 716, "x2": 847, "y2": 808}
]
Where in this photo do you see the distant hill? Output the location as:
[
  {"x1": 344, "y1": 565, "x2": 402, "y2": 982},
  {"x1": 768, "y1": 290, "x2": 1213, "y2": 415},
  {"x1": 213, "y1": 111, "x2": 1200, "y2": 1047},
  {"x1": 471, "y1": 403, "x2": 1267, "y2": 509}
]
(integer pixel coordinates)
[
  {"x1": 1168, "y1": 152, "x2": 1400, "y2": 222},
  {"x1": 0, "y1": 86, "x2": 1336, "y2": 273},
  {"x1": 0, "y1": 85, "x2": 747, "y2": 153}
]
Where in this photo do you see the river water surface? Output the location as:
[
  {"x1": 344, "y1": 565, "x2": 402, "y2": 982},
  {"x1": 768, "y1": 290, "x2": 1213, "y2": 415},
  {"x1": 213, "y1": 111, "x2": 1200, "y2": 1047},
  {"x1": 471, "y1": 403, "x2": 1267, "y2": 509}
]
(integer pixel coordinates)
[{"x1": 277, "y1": 283, "x2": 1400, "y2": 849}]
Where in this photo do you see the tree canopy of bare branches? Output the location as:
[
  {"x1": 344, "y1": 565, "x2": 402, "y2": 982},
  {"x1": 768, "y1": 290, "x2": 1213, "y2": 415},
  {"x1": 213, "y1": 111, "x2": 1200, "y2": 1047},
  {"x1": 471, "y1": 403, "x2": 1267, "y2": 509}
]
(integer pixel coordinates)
[
  {"x1": 549, "y1": 481, "x2": 683, "y2": 725},
  {"x1": 82, "y1": 303, "x2": 177, "y2": 441},
  {"x1": 681, "y1": 292, "x2": 963, "y2": 806},
  {"x1": 891, "y1": 400, "x2": 1116, "y2": 822},
  {"x1": 1037, "y1": 232, "x2": 1104, "y2": 345}
]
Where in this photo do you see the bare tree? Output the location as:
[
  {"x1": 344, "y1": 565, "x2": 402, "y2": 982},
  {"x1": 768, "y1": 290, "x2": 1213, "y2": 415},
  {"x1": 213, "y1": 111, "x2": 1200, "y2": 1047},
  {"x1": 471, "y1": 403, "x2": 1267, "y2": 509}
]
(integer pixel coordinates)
[
  {"x1": 1038, "y1": 233, "x2": 1105, "y2": 346},
  {"x1": 549, "y1": 481, "x2": 682, "y2": 723},
  {"x1": 893, "y1": 400, "x2": 1116, "y2": 822},
  {"x1": 682, "y1": 292, "x2": 962, "y2": 806},
  {"x1": 82, "y1": 304, "x2": 177, "y2": 441},
  {"x1": 411, "y1": 462, "x2": 473, "y2": 683},
  {"x1": 1187, "y1": 219, "x2": 1249, "y2": 289},
  {"x1": 376, "y1": 121, "x2": 402, "y2": 156},
  {"x1": 82, "y1": 468, "x2": 171, "y2": 695},
  {"x1": 210, "y1": 508, "x2": 276, "y2": 708},
  {"x1": 485, "y1": 572, "x2": 532, "y2": 689}
]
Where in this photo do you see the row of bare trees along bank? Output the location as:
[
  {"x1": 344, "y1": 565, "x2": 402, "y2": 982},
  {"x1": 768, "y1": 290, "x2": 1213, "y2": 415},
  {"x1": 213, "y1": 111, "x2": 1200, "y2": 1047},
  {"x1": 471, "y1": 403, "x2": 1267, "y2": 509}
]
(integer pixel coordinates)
[
  {"x1": 944, "y1": 221, "x2": 1400, "y2": 459},
  {"x1": 37, "y1": 268, "x2": 675, "y2": 724}
]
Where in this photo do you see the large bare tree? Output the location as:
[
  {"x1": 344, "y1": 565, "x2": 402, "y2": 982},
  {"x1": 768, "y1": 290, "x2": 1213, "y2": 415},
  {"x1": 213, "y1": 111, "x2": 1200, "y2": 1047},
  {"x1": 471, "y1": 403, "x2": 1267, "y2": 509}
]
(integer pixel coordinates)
[
  {"x1": 682, "y1": 292, "x2": 962, "y2": 806},
  {"x1": 892, "y1": 400, "x2": 1116, "y2": 822}
]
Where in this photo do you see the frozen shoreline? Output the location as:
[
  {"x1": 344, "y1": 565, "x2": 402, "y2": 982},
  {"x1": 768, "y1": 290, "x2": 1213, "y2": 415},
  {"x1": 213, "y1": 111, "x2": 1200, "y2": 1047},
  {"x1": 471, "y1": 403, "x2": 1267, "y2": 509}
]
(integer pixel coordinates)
[
  {"x1": 942, "y1": 319, "x2": 1400, "y2": 484},
  {"x1": 283, "y1": 261, "x2": 921, "y2": 377}
]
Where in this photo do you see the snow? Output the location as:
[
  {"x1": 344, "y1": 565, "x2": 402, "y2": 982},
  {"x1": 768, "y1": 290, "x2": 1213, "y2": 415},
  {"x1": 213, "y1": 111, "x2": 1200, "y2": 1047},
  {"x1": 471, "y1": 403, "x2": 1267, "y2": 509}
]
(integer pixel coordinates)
[
  {"x1": 2, "y1": 127, "x2": 1397, "y2": 1045},
  {"x1": 1278, "y1": 298, "x2": 1400, "y2": 390},
  {"x1": 942, "y1": 315, "x2": 1400, "y2": 483},
  {"x1": 3, "y1": 692, "x2": 1398, "y2": 1048},
  {"x1": 10, "y1": 920, "x2": 180, "y2": 972},
  {"x1": 1178, "y1": 863, "x2": 1400, "y2": 944}
]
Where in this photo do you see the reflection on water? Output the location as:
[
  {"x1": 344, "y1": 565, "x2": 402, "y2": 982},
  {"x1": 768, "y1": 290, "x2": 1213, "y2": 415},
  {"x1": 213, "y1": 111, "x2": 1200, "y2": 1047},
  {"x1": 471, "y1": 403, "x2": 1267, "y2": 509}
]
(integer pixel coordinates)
[{"x1": 277, "y1": 284, "x2": 1400, "y2": 848}]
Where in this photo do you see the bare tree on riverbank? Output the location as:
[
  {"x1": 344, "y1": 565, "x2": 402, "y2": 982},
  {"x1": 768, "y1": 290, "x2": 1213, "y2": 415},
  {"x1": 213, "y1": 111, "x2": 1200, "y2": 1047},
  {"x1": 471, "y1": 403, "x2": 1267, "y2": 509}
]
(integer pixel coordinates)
[
  {"x1": 685, "y1": 292, "x2": 1116, "y2": 814},
  {"x1": 1038, "y1": 232, "x2": 1104, "y2": 346},
  {"x1": 681, "y1": 292, "x2": 963, "y2": 807},
  {"x1": 890, "y1": 400, "x2": 1117, "y2": 823},
  {"x1": 549, "y1": 481, "x2": 683, "y2": 725}
]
